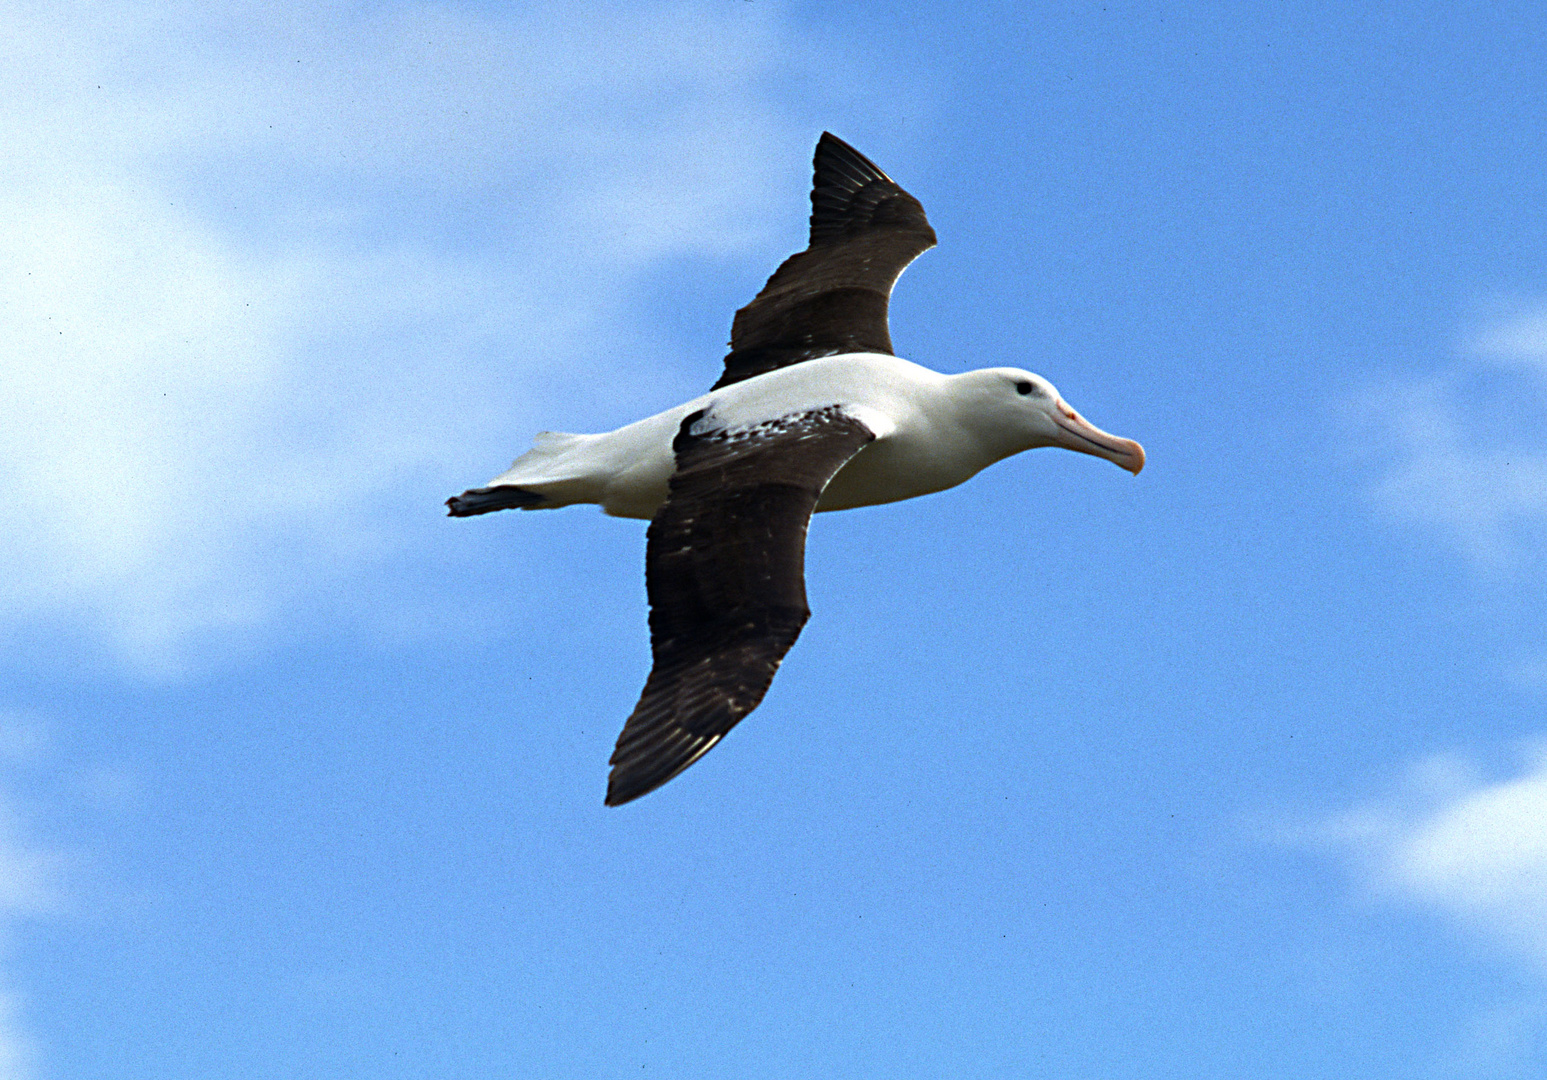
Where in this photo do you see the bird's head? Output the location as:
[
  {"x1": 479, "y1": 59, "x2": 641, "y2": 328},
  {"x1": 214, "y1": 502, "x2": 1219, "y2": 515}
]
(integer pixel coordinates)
[{"x1": 959, "y1": 368, "x2": 1145, "y2": 475}]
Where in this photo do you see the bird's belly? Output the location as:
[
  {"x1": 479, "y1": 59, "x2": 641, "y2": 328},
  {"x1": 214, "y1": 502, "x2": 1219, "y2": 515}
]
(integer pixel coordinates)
[{"x1": 815, "y1": 437, "x2": 984, "y2": 512}]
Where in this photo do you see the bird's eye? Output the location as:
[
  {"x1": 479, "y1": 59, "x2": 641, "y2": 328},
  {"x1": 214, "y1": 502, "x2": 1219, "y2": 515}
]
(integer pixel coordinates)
[{"x1": 1015, "y1": 380, "x2": 1034, "y2": 395}]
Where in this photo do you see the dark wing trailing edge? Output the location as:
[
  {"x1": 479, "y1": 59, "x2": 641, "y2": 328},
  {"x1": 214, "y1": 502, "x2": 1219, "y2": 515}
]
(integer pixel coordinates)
[
  {"x1": 605, "y1": 406, "x2": 877, "y2": 805},
  {"x1": 712, "y1": 132, "x2": 937, "y2": 391}
]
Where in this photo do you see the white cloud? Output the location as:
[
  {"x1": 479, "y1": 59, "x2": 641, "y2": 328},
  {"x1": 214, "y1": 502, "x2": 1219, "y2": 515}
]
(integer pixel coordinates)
[
  {"x1": 1361, "y1": 306, "x2": 1547, "y2": 573},
  {"x1": 1314, "y1": 747, "x2": 1547, "y2": 964},
  {"x1": 1307, "y1": 745, "x2": 1547, "y2": 1076},
  {"x1": 0, "y1": 0, "x2": 856, "y2": 675}
]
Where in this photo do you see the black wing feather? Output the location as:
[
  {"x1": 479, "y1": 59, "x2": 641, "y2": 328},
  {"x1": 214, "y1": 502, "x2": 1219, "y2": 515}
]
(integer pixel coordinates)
[
  {"x1": 711, "y1": 133, "x2": 937, "y2": 390},
  {"x1": 605, "y1": 406, "x2": 877, "y2": 805}
]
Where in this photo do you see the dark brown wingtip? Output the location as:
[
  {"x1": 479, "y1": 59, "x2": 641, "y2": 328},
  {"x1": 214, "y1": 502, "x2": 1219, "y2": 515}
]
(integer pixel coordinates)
[
  {"x1": 605, "y1": 755, "x2": 678, "y2": 806},
  {"x1": 814, "y1": 131, "x2": 891, "y2": 182},
  {"x1": 604, "y1": 775, "x2": 645, "y2": 807},
  {"x1": 809, "y1": 132, "x2": 930, "y2": 248},
  {"x1": 603, "y1": 737, "x2": 723, "y2": 807}
]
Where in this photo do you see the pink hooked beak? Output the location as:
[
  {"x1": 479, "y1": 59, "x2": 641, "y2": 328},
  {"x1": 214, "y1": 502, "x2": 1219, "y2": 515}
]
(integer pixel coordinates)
[{"x1": 1052, "y1": 400, "x2": 1145, "y2": 475}]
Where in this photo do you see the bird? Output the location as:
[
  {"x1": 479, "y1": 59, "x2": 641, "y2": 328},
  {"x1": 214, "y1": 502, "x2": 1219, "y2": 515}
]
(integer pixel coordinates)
[{"x1": 448, "y1": 132, "x2": 1144, "y2": 806}]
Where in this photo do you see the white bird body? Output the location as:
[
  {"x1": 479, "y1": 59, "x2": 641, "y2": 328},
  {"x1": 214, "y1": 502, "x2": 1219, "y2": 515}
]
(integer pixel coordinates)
[{"x1": 482, "y1": 352, "x2": 1138, "y2": 520}]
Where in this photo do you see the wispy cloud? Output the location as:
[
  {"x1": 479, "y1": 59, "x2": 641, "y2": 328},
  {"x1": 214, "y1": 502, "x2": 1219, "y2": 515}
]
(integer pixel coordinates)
[
  {"x1": 1306, "y1": 745, "x2": 1547, "y2": 1076},
  {"x1": 1316, "y1": 747, "x2": 1547, "y2": 965},
  {"x1": 0, "y1": 810, "x2": 57, "y2": 1079},
  {"x1": 0, "y1": 711, "x2": 71, "y2": 1080},
  {"x1": 1473, "y1": 309, "x2": 1547, "y2": 373},
  {"x1": 1361, "y1": 305, "x2": 1547, "y2": 574},
  {"x1": 0, "y1": 0, "x2": 843, "y2": 675}
]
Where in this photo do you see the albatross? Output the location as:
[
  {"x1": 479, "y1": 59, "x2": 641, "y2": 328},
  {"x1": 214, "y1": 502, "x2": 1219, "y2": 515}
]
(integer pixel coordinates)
[{"x1": 448, "y1": 132, "x2": 1144, "y2": 806}]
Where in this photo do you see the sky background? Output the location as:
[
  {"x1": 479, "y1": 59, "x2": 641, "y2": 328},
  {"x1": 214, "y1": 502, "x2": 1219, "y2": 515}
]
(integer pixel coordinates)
[{"x1": 4, "y1": 0, "x2": 1547, "y2": 1076}]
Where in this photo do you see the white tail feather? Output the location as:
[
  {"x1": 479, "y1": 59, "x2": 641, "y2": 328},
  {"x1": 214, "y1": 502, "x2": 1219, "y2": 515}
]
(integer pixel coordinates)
[{"x1": 486, "y1": 431, "x2": 604, "y2": 507}]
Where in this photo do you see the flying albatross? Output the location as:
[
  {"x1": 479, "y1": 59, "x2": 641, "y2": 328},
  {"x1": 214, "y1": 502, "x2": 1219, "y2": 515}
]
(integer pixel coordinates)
[{"x1": 448, "y1": 133, "x2": 1144, "y2": 806}]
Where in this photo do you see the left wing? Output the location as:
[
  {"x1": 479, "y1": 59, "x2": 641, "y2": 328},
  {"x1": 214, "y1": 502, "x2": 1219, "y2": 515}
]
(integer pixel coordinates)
[
  {"x1": 711, "y1": 133, "x2": 937, "y2": 391},
  {"x1": 605, "y1": 406, "x2": 877, "y2": 805}
]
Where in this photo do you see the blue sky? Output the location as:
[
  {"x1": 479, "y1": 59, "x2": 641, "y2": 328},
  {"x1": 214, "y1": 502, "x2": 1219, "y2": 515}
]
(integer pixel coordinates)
[{"x1": 4, "y1": 0, "x2": 1547, "y2": 1075}]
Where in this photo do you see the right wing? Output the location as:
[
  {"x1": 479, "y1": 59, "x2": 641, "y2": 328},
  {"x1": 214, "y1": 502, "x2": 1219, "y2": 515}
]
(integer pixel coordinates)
[{"x1": 605, "y1": 405, "x2": 878, "y2": 805}]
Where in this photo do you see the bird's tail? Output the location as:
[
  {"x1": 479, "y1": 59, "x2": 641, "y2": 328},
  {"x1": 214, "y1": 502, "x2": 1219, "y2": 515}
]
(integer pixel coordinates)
[
  {"x1": 445, "y1": 431, "x2": 601, "y2": 516},
  {"x1": 445, "y1": 485, "x2": 548, "y2": 516}
]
